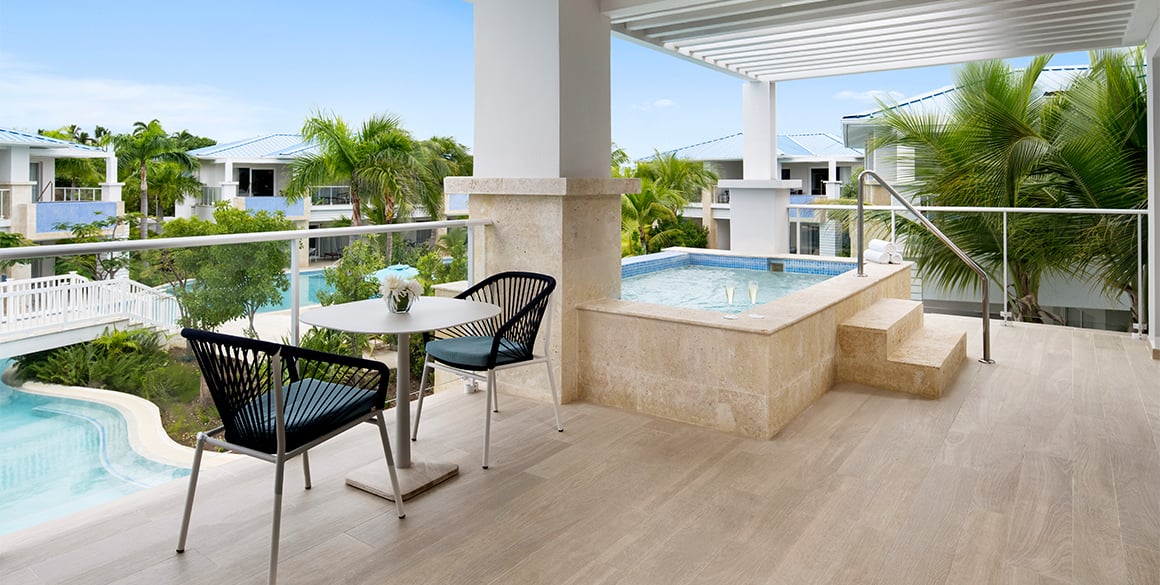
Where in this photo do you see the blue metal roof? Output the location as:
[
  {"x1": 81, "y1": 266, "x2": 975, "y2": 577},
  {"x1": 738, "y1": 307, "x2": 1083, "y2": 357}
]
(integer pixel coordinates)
[
  {"x1": 840, "y1": 66, "x2": 1090, "y2": 147},
  {"x1": 187, "y1": 133, "x2": 316, "y2": 160},
  {"x1": 842, "y1": 66, "x2": 1089, "y2": 122},
  {"x1": 658, "y1": 132, "x2": 862, "y2": 162},
  {"x1": 0, "y1": 127, "x2": 104, "y2": 153}
]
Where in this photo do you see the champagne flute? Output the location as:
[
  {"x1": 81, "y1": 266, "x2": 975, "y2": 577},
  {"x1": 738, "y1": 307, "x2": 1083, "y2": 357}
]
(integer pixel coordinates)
[
  {"x1": 723, "y1": 282, "x2": 739, "y2": 319},
  {"x1": 747, "y1": 280, "x2": 765, "y2": 318}
]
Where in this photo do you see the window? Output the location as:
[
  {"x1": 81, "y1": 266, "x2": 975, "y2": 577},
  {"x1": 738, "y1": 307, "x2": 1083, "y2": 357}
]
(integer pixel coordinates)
[{"x1": 236, "y1": 168, "x2": 275, "y2": 196}]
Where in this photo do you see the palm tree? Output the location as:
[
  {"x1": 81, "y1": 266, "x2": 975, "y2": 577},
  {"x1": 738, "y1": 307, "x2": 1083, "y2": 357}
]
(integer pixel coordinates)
[
  {"x1": 872, "y1": 56, "x2": 1074, "y2": 323},
  {"x1": 621, "y1": 181, "x2": 683, "y2": 255},
  {"x1": 115, "y1": 120, "x2": 196, "y2": 238},
  {"x1": 286, "y1": 112, "x2": 439, "y2": 228},
  {"x1": 148, "y1": 161, "x2": 203, "y2": 221},
  {"x1": 633, "y1": 150, "x2": 718, "y2": 212},
  {"x1": 1044, "y1": 48, "x2": 1148, "y2": 323}
]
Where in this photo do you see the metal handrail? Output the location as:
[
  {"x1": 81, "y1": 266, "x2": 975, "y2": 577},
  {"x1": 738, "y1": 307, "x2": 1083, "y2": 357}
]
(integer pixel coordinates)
[
  {"x1": 38, "y1": 180, "x2": 53, "y2": 202},
  {"x1": 857, "y1": 170, "x2": 994, "y2": 364}
]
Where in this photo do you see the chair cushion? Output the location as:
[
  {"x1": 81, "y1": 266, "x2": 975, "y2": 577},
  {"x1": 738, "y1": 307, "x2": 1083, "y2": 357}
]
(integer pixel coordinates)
[
  {"x1": 229, "y1": 378, "x2": 378, "y2": 453},
  {"x1": 426, "y1": 336, "x2": 530, "y2": 370}
]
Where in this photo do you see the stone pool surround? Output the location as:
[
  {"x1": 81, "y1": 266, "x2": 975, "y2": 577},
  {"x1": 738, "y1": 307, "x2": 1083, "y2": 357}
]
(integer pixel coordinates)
[{"x1": 576, "y1": 257, "x2": 912, "y2": 439}]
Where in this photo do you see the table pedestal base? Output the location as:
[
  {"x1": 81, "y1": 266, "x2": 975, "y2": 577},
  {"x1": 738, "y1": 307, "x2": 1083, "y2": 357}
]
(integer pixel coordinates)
[{"x1": 346, "y1": 461, "x2": 459, "y2": 502}]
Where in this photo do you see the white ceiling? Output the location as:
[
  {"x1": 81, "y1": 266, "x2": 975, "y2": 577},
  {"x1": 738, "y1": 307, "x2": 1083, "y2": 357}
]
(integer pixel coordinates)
[{"x1": 605, "y1": 0, "x2": 1159, "y2": 81}]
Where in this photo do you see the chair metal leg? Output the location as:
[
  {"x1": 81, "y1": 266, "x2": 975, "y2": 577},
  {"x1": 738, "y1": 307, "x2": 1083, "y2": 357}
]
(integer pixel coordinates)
[
  {"x1": 375, "y1": 414, "x2": 406, "y2": 518},
  {"x1": 491, "y1": 374, "x2": 499, "y2": 413},
  {"x1": 545, "y1": 359, "x2": 563, "y2": 432},
  {"x1": 482, "y1": 370, "x2": 495, "y2": 469},
  {"x1": 412, "y1": 355, "x2": 432, "y2": 441},
  {"x1": 176, "y1": 432, "x2": 207, "y2": 553},
  {"x1": 269, "y1": 456, "x2": 286, "y2": 585},
  {"x1": 302, "y1": 450, "x2": 311, "y2": 489}
]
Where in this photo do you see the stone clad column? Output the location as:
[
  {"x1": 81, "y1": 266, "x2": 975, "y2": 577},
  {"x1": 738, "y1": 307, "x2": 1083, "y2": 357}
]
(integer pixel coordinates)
[{"x1": 449, "y1": 0, "x2": 638, "y2": 400}]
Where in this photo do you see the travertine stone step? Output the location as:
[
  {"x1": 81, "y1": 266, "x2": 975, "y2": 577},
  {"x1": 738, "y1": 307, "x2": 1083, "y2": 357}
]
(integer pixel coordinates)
[
  {"x1": 882, "y1": 322, "x2": 967, "y2": 398},
  {"x1": 837, "y1": 299, "x2": 967, "y2": 398},
  {"x1": 838, "y1": 298, "x2": 924, "y2": 361}
]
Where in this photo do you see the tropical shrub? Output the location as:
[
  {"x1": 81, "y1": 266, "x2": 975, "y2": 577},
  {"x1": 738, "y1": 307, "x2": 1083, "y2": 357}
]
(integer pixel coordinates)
[{"x1": 16, "y1": 328, "x2": 173, "y2": 398}]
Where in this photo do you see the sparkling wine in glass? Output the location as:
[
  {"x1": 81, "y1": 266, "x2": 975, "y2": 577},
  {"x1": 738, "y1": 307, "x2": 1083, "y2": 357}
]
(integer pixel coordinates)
[
  {"x1": 724, "y1": 283, "x2": 735, "y2": 305},
  {"x1": 747, "y1": 280, "x2": 758, "y2": 305}
]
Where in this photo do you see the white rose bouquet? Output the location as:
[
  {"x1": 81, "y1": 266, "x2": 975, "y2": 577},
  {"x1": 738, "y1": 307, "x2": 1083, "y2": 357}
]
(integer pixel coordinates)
[{"x1": 381, "y1": 276, "x2": 422, "y2": 313}]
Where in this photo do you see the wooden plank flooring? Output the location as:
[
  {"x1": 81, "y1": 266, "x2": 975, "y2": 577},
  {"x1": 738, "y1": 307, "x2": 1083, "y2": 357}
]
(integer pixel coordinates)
[{"x1": 1, "y1": 317, "x2": 1158, "y2": 585}]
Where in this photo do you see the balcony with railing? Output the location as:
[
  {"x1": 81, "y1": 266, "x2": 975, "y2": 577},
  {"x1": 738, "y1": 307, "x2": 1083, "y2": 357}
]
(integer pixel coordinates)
[
  {"x1": 48, "y1": 187, "x2": 102, "y2": 202},
  {"x1": 198, "y1": 186, "x2": 221, "y2": 207},
  {"x1": 0, "y1": 209, "x2": 1156, "y2": 584},
  {"x1": 310, "y1": 185, "x2": 351, "y2": 206}
]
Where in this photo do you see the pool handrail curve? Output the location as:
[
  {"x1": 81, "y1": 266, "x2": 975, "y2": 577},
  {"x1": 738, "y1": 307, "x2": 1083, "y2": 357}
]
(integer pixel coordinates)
[{"x1": 856, "y1": 169, "x2": 993, "y2": 365}]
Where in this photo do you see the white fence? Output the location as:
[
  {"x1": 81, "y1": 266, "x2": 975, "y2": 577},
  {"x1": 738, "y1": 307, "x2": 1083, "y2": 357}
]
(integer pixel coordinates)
[{"x1": 0, "y1": 273, "x2": 179, "y2": 337}]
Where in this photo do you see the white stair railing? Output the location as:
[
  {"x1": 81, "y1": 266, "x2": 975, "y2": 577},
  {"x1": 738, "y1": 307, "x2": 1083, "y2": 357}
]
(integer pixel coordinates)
[{"x1": 0, "y1": 273, "x2": 178, "y2": 337}]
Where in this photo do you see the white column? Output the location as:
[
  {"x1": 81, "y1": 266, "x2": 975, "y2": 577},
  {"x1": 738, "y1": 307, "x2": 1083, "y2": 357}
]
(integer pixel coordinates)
[
  {"x1": 474, "y1": 0, "x2": 609, "y2": 177},
  {"x1": 100, "y1": 146, "x2": 123, "y2": 203},
  {"x1": 453, "y1": 0, "x2": 638, "y2": 401},
  {"x1": 727, "y1": 80, "x2": 797, "y2": 254},
  {"x1": 1146, "y1": 33, "x2": 1159, "y2": 356},
  {"x1": 825, "y1": 159, "x2": 842, "y2": 198},
  {"x1": 742, "y1": 81, "x2": 777, "y2": 180}
]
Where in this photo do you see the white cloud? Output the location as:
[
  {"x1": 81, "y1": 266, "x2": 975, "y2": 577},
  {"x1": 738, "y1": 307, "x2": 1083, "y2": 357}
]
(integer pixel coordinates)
[
  {"x1": 0, "y1": 53, "x2": 276, "y2": 140},
  {"x1": 632, "y1": 98, "x2": 678, "y2": 111},
  {"x1": 832, "y1": 89, "x2": 905, "y2": 103}
]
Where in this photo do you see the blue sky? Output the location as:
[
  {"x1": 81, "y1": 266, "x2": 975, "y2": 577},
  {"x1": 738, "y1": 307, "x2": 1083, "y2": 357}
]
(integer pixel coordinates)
[{"x1": 0, "y1": 1, "x2": 1093, "y2": 159}]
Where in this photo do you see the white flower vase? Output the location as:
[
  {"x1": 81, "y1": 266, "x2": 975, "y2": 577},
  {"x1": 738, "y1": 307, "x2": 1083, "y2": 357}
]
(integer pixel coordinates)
[{"x1": 389, "y1": 292, "x2": 415, "y2": 314}]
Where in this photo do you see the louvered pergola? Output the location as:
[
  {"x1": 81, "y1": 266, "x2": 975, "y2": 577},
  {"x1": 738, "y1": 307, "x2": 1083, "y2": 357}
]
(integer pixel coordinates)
[{"x1": 605, "y1": 0, "x2": 1156, "y2": 81}]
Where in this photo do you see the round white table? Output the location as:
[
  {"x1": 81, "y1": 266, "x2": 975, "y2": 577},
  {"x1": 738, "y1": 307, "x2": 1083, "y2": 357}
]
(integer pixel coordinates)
[{"x1": 300, "y1": 296, "x2": 500, "y2": 500}]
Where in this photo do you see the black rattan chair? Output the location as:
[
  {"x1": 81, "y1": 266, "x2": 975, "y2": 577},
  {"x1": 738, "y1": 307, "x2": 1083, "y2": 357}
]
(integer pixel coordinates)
[
  {"x1": 411, "y1": 271, "x2": 562, "y2": 468},
  {"x1": 176, "y1": 328, "x2": 404, "y2": 585}
]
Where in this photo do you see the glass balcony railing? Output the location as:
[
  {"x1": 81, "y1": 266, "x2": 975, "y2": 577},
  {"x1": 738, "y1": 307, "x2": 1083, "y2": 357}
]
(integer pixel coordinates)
[
  {"x1": 0, "y1": 219, "x2": 491, "y2": 345},
  {"x1": 50, "y1": 187, "x2": 102, "y2": 202},
  {"x1": 311, "y1": 186, "x2": 351, "y2": 206},
  {"x1": 785, "y1": 203, "x2": 1149, "y2": 334}
]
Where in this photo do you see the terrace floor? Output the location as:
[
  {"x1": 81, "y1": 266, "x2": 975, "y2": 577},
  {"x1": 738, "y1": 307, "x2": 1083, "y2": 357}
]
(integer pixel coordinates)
[{"x1": 2, "y1": 315, "x2": 1159, "y2": 585}]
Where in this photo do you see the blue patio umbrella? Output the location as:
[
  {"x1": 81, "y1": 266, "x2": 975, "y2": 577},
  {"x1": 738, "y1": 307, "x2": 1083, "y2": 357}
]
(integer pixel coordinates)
[{"x1": 368, "y1": 264, "x2": 420, "y2": 282}]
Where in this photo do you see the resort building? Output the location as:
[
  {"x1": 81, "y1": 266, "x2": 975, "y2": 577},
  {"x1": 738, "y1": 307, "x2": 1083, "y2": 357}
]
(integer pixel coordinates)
[
  {"x1": 664, "y1": 132, "x2": 863, "y2": 252},
  {"x1": 186, "y1": 134, "x2": 451, "y2": 261},
  {"x1": 0, "y1": 127, "x2": 123, "y2": 278}
]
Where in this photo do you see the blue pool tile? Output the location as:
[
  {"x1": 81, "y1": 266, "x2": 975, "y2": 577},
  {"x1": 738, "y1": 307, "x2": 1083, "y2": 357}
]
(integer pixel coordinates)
[{"x1": 622, "y1": 251, "x2": 856, "y2": 279}]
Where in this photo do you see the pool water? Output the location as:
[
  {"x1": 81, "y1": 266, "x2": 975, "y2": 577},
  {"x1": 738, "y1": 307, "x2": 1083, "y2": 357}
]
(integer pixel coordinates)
[
  {"x1": 620, "y1": 265, "x2": 832, "y2": 312},
  {"x1": 0, "y1": 377, "x2": 190, "y2": 535},
  {"x1": 258, "y1": 270, "x2": 334, "y2": 313}
]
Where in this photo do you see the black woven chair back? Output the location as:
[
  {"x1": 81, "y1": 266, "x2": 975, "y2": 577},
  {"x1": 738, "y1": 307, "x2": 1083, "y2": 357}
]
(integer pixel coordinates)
[
  {"x1": 181, "y1": 328, "x2": 388, "y2": 454},
  {"x1": 437, "y1": 271, "x2": 556, "y2": 367}
]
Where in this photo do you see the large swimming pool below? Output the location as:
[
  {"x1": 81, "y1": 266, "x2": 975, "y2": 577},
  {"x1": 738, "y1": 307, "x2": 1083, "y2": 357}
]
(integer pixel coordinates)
[{"x1": 0, "y1": 373, "x2": 190, "y2": 535}]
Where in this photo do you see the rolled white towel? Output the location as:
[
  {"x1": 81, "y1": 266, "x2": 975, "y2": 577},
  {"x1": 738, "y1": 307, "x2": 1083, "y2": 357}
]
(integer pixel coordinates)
[
  {"x1": 890, "y1": 252, "x2": 904, "y2": 264},
  {"x1": 864, "y1": 249, "x2": 891, "y2": 264},
  {"x1": 868, "y1": 238, "x2": 898, "y2": 254}
]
